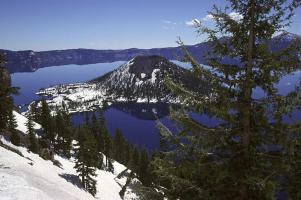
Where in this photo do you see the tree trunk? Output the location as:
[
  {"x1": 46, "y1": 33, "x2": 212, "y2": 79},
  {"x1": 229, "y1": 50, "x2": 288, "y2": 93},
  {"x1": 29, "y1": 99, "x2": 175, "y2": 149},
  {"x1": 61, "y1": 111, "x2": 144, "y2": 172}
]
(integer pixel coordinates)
[
  {"x1": 243, "y1": 0, "x2": 255, "y2": 162},
  {"x1": 241, "y1": 0, "x2": 256, "y2": 199},
  {"x1": 81, "y1": 169, "x2": 85, "y2": 188}
]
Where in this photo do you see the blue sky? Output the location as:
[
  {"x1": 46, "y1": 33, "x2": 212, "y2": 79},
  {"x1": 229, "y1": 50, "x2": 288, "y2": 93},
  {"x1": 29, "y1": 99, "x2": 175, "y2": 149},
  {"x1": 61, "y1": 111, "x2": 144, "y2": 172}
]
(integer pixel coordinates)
[{"x1": 0, "y1": 0, "x2": 300, "y2": 51}]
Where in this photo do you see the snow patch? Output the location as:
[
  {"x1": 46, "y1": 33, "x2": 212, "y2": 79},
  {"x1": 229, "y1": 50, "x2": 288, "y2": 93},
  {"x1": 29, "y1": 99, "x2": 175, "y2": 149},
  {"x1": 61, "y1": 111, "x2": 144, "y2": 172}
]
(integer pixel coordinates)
[
  {"x1": 13, "y1": 111, "x2": 41, "y2": 134},
  {"x1": 140, "y1": 73, "x2": 146, "y2": 79},
  {"x1": 151, "y1": 69, "x2": 160, "y2": 83}
]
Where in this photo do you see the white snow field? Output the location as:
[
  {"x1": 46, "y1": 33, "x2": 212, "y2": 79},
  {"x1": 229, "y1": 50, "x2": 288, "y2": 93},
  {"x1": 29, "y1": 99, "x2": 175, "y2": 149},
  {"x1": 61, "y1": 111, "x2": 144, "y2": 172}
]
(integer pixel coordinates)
[
  {"x1": 13, "y1": 111, "x2": 41, "y2": 133},
  {"x1": 0, "y1": 112, "x2": 138, "y2": 200}
]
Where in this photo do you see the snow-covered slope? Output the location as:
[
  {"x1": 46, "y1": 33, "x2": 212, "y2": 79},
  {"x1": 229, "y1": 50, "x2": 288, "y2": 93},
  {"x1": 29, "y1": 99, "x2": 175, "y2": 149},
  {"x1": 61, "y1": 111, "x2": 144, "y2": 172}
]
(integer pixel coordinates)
[
  {"x1": 0, "y1": 139, "x2": 94, "y2": 200},
  {"x1": 0, "y1": 138, "x2": 138, "y2": 200},
  {"x1": 0, "y1": 113, "x2": 138, "y2": 200},
  {"x1": 36, "y1": 55, "x2": 208, "y2": 113},
  {"x1": 13, "y1": 111, "x2": 41, "y2": 133}
]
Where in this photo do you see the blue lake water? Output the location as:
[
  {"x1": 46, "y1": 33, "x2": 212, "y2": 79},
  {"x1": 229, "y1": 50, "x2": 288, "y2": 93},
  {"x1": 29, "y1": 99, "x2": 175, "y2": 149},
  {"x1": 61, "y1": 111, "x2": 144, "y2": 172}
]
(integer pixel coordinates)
[
  {"x1": 71, "y1": 103, "x2": 222, "y2": 150},
  {"x1": 11, "y1": 61, "x2": 125, "y2": 106},
  {"x1": 11, "y1": 62, "x2": 301, "y2": 150},
  {"x1": 72, "y1": 106, "x2": 168, "y2": 150}
]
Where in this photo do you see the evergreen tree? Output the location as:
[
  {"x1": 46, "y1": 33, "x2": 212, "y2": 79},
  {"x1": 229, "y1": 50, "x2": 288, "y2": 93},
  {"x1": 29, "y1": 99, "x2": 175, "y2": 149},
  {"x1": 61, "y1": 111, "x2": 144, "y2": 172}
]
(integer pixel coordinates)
[
  {"x1": 132, "y1": 147, "x2": 141, "y2": 174},
  {"x1": 40, "y1": 99, "x2": 55, "y2": 145},
  {"x1": 0, "y1": 54, "x2": 19, "y2": 132},
  {"x1": 27, "y1": 114, "x2": 39, "y2": 153},
  {"x1": 97, "y1": 152, "x2": 104, "y2": 170},
  {"x1": 29, "y1": 102, "x2": 41, "y2": 122},
  {"x1": 55, "y1": 111, "x2": 64, "y2": 150},
  {"x1": 8, "y1": 110, "x2": 17, "y2": 132},
  {"x1": 91, "y1": 113, "x2": 100, "y2": 134},
  {"x1": 74, "y1": 127, "x2": 99, "y2": 196},
  {"x1": 10, "y1": 130, "x2": 21, "y2": 146},
  {"x1": 103, "y1": 130, "x2": 113, "y2": 169},
  {"x1": 55, "y1": 109, "x2": 73, "y2": 157},
  {"x1": 124, "y1": 142, "x2": 134, "y2": 168},
  {"x1": 107, "y1": 157, "x2": 114, "y2": 173},
  {"x1": 153, "y1": 0, "x2": 301, "y2": 199},
  {"x1": 8, "y1": 111, "x2": 20, "y2": 146},
  {"x1": 287, "y1": 139, "x2": 301, "y2": 199},
  {"x1": 96, "y1": 111, "x2": 113, "y2": 171},
  {"x1": 89, "y1": 112, "x2": 105, "y2": 169},
  {"x1": 113, "y1": 129, "x2": 126, "y2": 164},
  {"x1": 90, "y1": 113, "x2": 101, "y2": 147},
  {"x1": 97, "y1": 111, "x2": 107, "y2": 152},
  {"x1": 61, "y1": 109, "x2": 73, "y2": 157},
  {"x1": 138, "y1": 149, "x2": 151, "y2": 186}
]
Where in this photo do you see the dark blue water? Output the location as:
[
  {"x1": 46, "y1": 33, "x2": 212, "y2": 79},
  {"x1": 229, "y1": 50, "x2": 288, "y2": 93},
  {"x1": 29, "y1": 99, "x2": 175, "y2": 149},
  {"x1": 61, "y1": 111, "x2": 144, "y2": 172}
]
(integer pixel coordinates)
[
  {"x1": 11, "y1": 61, "x2": 125, "y2": 106},
  {"x1": 11, "y1": 62, "x2": 301, "y2": 150},
  {"x1": 72, "y1": 107, "x2": 167, "y2": 150},
  {"x1": 71, "y1": 103, "x2": 221, "y2": 150}
]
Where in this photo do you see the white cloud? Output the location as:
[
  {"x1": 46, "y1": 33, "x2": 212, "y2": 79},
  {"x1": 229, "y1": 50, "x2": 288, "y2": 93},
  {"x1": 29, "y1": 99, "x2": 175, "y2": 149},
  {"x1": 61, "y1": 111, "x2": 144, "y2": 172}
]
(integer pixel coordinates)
[
  {"x1": 229, "y1": 12, "x2": 243, "y2": 21},
  {"x1": 185, "y1": 19, "x2": 201, "y2": 28},
  {"x1": 201, "y1": 12, "x2": 243, "y2": 22},
  {"x1": 202, "y1": 14, "x2": 215, "y2": 21}
]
